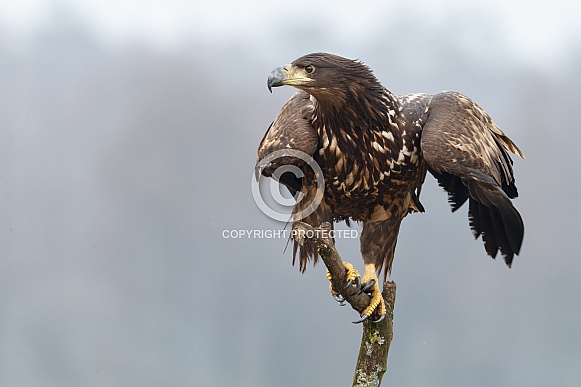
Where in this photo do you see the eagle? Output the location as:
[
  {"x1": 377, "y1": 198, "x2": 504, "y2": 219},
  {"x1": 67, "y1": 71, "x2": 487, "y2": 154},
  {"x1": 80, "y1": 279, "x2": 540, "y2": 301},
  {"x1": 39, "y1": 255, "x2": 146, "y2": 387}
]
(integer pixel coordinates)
[{"x1": 256, "y1": 53, "x2": 524, "y2": 323}]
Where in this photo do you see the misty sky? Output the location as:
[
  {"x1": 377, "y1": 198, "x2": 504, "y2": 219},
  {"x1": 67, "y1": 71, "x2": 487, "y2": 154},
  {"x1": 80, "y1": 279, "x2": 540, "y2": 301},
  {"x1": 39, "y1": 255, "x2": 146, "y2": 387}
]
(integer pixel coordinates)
[{"x1": 2, "y1": 1, "x2": 580, "y2": 60}]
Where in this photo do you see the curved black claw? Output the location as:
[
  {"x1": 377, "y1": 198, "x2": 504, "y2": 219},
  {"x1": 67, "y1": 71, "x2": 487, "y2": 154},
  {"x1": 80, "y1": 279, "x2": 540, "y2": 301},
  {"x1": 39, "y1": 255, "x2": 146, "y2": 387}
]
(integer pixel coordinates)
[
  {"x1": 342, "y1": 279, "x2": 353, "y2": 291},
  {"x1": 333, "y1": 294, "x2": 346, "y2": 306},
  {"x1": 370, "y1": 313, "x2": 386, "y2": 323},
  {"x1": 352, "y1": 314, "x2": 369, "y2": 324},
  {"x1": 343, "y1": 276, "x2": 361, "y2": 296},
  {"x1": 359, "y1": 279, "x2": 376, "y2": 295}
]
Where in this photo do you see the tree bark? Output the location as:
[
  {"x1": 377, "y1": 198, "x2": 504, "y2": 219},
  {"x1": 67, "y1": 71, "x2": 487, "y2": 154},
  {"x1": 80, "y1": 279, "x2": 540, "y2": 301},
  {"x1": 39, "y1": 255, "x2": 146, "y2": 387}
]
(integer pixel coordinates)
[
  {"x1": 352, "y1": 282, "x2": 395, "y2": 387},
  {"x1": 292, "y1": 221, "x2": 396, "y2": 387}
]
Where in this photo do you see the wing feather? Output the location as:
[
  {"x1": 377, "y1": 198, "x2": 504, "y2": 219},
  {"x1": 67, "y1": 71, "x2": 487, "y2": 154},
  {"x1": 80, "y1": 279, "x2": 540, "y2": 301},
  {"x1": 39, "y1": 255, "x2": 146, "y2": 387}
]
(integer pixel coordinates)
[
  {"x1": 257, "y1": 91, "x2": 326, "y2": 271},
  {"x1": 398, "y1": 93, "x2": 433, "y2": 212},
  {"x1": 420, "y1": 91, "x2": 524, "y2": 265},
  {"x1": 256, "y1": 91, "x2": 318, "y2": 195}
]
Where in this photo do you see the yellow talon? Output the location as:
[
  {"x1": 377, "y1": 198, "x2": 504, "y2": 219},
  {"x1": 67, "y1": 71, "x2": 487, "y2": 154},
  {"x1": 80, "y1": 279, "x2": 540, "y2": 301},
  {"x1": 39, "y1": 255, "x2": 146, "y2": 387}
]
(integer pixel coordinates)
[
  {"x1": 327, "y1": 262, "x2": 386, "y2": 323},
  {"x1": 326, "y1": 261, "x2": 360, "y2": 296},
  {"x1": 325, "y1": 269, "x2": 333, "y2": 281},
  {"x1": 344, "y1": 262, "x2": 360, "y2": 282},
  {"x1": 360, "y1": 264, "x2": 386, "y2": 319}
]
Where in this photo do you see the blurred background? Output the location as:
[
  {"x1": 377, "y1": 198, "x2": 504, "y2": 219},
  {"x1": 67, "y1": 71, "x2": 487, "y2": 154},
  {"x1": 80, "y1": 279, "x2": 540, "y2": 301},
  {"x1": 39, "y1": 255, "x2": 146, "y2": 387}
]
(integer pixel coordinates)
[{"x1": 1, "y1": 1, "x2": 580, "y2": 386}]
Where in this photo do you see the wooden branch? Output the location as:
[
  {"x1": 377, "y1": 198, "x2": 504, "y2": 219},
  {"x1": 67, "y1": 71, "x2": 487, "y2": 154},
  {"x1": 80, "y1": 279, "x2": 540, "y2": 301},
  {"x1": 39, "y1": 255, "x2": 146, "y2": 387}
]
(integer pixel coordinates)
[
  {"x1": 352, "y1": 281, "x2": 395, "y2": 387},
  {"x1": 291, "y1": 221, "x2": 396, "y2": 387}
]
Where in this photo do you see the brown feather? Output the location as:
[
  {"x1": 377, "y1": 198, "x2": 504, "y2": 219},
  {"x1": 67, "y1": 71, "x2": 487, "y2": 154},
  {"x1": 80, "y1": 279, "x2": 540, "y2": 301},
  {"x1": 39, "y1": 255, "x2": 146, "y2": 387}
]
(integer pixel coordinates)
[{"x1": 258, "y1": 53, "x2": 524, "y2": 274}]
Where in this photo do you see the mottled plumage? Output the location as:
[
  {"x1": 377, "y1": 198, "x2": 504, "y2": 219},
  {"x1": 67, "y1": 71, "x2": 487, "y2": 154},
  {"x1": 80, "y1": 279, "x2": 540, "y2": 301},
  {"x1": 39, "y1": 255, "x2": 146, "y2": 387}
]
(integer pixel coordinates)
[{"x1": 257, "y1": 53, "x2": 524, "y2": 283}]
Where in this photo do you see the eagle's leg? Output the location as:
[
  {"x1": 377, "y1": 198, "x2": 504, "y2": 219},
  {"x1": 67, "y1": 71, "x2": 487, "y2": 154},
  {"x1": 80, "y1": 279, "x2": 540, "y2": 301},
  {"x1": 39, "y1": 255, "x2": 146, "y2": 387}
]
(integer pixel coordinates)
[
  {"x1": 326, "y1": 262, "x2": 360, "y2": 304},
  {"x1": 353, "y1": 264, "x2": 387, "y2": 324}
]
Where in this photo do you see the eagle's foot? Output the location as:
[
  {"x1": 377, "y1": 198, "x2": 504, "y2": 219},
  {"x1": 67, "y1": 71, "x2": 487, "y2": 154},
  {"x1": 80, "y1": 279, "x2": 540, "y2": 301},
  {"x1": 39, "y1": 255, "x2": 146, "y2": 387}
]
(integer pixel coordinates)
[
  {"x1": 353, "y1": 264, "x2": 386, "y2": 324},
  {"x1": 326, "y1": 262, "x2": 360, "y2": 305}
]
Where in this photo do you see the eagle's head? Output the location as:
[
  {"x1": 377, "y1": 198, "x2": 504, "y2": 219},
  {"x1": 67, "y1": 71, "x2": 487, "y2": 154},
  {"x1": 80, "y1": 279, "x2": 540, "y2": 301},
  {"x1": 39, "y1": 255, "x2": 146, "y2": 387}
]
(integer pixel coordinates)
[{"x1": 267, "y1": 53, "x2": 383, "y2": 112}]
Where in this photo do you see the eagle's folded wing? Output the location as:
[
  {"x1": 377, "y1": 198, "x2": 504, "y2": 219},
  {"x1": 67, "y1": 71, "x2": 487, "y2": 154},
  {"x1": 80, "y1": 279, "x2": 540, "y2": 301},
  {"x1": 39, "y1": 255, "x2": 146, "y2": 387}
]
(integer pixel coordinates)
[
  {"x1": 256, "y1": 90, "x2": 319, "y2": 196},
  {"x1": 420, "y1": 91, "x2": 525, "y2": 266}
]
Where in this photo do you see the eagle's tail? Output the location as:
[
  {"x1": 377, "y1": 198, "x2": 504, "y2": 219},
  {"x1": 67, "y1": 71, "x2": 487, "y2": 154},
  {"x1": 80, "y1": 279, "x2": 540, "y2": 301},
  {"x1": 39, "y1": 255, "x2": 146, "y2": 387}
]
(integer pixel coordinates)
[
  {"x1": 467, "y1": 182, "x2": 524, "y2": 267},
  {"x1": 292, "y1": 237, "x2": 319, "y2": 272}
]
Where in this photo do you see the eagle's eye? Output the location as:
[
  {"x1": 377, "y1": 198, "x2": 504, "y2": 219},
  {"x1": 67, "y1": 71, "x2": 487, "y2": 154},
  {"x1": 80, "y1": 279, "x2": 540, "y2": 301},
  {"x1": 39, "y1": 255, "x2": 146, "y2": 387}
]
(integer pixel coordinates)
[{"x1": 304, "y1": 65, "x2": 315, "y2": 74}]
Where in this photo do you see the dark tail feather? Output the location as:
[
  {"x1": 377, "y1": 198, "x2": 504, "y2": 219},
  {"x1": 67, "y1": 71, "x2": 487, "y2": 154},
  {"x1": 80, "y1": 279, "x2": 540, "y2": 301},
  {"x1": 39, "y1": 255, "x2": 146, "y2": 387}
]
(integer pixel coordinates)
[
  {"x1": 291, "y1": 234, "x2": 319, "y2": 273},
  {"x1": 468, "y1": 197, "x2": 481, "y2": 239},
  {"x1": 473, "y1": 201, "x2": 500, "y2": 259},
  {"x1": 432, "y1": 171, "x2": 470, "y2": 212},
  {"x1": 467, "y1": 182, "x2": 524, "y2": 267}
]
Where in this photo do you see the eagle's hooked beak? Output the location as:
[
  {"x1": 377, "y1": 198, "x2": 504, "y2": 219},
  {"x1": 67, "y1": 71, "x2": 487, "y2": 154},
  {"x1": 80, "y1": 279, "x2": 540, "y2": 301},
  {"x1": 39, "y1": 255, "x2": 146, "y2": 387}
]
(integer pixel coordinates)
[
  {"x1": 267, "y1": 65, "x2": 314, "y2": 92},
  {"x1": 267, "y1": 66, "x2": 289, "y2": 93}
]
